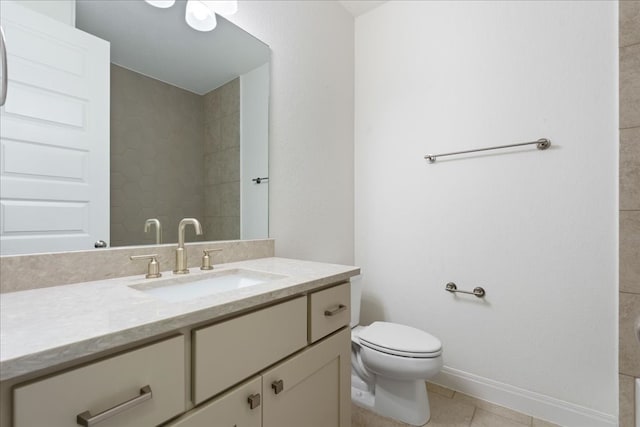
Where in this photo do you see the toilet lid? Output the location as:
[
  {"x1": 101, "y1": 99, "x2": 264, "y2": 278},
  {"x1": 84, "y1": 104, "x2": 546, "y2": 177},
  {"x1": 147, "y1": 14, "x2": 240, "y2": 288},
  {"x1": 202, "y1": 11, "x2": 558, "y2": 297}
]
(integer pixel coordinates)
[{"x1": 358, "y1": 322, "x2": 442, "y2": 357}]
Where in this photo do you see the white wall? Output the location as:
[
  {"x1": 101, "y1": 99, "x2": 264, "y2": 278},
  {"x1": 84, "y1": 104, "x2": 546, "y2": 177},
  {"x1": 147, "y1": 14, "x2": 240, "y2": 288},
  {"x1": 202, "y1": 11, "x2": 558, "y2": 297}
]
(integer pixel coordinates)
[
  {"x1": 228, "y1": 1, "x2": 355, "y2": 264},
  {"x1": 241, "y1": 63, "x2": 270, "y2": 240},
  {"x1": 355, "y1": 1, "x2": 617, "y2": 426}
]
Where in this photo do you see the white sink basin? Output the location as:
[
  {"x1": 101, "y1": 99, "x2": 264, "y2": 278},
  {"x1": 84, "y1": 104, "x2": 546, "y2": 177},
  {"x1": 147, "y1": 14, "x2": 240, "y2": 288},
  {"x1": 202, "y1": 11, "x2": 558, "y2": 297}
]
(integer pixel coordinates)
[{"x1": 130, "y1": 269, "x2": 286, "y2": 303}]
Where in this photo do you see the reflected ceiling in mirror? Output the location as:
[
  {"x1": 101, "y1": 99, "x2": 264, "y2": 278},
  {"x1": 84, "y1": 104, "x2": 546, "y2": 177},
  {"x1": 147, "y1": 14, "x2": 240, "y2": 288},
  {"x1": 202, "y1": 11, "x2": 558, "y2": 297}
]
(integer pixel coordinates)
[{"x1": 76, "y1": 0, "x2": 269, "y2": 95}]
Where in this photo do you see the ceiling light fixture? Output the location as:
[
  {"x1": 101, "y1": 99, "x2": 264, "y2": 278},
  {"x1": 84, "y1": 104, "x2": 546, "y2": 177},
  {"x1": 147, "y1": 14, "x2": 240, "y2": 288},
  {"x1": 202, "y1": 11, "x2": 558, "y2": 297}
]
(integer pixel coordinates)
[
  {"x1": 185, "y1": 0, "x2": 217, "y2": 32},
  {"x1": 144, "y1": 0, "x2": 176, "y2": 8},
  {"x1": 209, "y1": 1, "x2": 238, "y2": 16},
  {"x1": 144, "y1": 0, "x2": 238, "y2": 32}
]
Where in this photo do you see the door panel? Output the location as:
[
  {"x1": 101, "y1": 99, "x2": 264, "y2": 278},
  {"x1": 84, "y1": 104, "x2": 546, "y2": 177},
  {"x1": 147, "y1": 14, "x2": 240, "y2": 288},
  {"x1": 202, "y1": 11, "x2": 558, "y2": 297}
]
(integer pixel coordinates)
[{"x1": 0, "y1": 0, "x2": 109, "y2": 254}]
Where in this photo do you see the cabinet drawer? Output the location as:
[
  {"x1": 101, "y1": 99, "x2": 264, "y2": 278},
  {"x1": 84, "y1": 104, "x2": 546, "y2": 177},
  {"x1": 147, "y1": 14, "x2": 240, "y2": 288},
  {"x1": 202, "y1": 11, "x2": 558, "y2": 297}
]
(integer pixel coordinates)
[
  {"x1": 13, "y1": 335, "x2": 185, "y2": 427},
  {"x1": 167, "y1": 377, "x2": 261, "y2": 427},
  {"x1": 193, "y1": 296, "x2": 307, "y2": 404},
  {"x1": 308, "y1": 282, "x2": 350, "y2": 343}
]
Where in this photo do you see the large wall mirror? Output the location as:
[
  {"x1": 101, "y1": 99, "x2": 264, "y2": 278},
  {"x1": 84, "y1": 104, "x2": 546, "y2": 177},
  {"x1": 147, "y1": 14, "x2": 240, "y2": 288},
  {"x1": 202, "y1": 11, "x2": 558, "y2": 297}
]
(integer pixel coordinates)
[{"x1": 0, "y1": 0, "x2": 270, "y2": 255}]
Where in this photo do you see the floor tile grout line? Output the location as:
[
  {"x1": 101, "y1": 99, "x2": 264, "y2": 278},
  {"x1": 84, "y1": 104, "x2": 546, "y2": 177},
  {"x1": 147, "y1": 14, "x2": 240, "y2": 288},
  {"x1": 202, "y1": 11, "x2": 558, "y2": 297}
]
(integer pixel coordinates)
[
  {"x1": 620, "y1": 41, "x2": 640, "y2": 50},
  {"x1": 469, "y1": 405, "x2": 478, "y2": 426}
]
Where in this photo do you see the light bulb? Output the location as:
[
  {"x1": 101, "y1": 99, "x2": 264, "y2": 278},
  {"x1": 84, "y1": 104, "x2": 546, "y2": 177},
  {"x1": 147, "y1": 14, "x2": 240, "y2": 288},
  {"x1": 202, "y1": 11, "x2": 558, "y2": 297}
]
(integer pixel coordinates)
[
  {"x1": 210, "y1": 0, "x2": 238, "y2": 16},
  {"x1": 185, "y1": 0, "x2": 217, "y2": 31},
  {"x1": 144, "y1": 0, "x2": 175, "y2": 8},
  {"x1": 191, "y1": 1, "x2": 210, "y2": 20}
]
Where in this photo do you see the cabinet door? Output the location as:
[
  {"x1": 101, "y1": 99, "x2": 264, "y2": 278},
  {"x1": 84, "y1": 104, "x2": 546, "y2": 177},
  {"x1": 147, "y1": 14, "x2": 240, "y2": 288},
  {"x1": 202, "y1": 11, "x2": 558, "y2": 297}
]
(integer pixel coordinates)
[
  {"x1": 167, "y1": 377, "x2": 261, "y2": 427},
  {"x1": 262, "y1": 328, "x2": 351, "y2": 427}
]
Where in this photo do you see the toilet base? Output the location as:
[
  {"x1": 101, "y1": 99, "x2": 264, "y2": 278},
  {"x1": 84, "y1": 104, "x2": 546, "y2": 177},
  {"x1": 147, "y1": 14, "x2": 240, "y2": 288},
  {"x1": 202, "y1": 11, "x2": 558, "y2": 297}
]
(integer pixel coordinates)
[
  {"x1": 351, "y1": 375, "x2": 430, "y2": 426},
  {"x1": 351, "y1": 379, "x2": 375, "y2": 409}
]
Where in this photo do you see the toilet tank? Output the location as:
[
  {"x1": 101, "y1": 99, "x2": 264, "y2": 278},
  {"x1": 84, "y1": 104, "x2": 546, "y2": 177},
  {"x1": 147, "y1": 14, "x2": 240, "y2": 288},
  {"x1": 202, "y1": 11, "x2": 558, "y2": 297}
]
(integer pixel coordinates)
[{"x1": 350, "y1": 275, "x2": 362, "y2": 328}]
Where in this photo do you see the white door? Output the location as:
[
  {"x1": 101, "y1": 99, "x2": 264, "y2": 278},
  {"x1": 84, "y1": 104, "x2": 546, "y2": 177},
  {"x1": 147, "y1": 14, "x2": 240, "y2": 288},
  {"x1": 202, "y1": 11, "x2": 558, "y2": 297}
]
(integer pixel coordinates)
[
  {"x1": 0, "y1": 0, "x2": 110, "y2": 255},
  {"x1": 240, "y1": 63, "x2": 269, "y2": 240}
]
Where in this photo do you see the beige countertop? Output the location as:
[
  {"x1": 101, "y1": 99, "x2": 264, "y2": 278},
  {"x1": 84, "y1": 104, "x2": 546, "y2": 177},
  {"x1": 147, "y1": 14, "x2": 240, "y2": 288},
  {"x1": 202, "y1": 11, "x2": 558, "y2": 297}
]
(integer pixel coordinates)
[{"x1": 0, "y1": 257, "x2": 359, "y2": 381}]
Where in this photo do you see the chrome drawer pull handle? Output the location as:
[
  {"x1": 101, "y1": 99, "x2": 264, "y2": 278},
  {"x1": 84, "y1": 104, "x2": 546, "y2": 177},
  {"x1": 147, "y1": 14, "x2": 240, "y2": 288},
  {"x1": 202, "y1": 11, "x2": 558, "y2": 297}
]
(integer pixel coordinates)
[
  {"x1": 324, "y1": 304, "x2": 347, "y2": 317},
  {"x1": 271, "y1": 380, "x2": 284, "y2": 395},
  {"x1": 248, "y1": 393, "x2": 261, "y2": 409},
  {"x1": 76, "y1": 385, "x2": 152, "y2": 426}
]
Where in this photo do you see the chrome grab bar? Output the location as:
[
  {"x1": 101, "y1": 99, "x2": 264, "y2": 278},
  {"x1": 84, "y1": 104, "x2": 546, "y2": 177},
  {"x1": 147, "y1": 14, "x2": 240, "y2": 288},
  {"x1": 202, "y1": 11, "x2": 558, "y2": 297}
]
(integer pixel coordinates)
[
  {"x1": 0, "y1": 25, "x2": 8, "y2": 106},
  {"x1": 76, "y1": 385, "x2": 152, "y2": 426},
  {"x1": 445, "y1": 282, "x2": 485, "y2": 298},
  {"x1": 424, "y1": 138, "x2": 550, "y2": 163}
]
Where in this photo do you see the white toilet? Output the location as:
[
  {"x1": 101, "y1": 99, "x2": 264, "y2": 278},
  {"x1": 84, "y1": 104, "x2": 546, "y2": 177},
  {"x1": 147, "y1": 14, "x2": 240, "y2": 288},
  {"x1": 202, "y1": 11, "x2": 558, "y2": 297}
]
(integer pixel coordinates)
[{"x1": 350, "y1": 277, "x2": 443, "y2": 426}]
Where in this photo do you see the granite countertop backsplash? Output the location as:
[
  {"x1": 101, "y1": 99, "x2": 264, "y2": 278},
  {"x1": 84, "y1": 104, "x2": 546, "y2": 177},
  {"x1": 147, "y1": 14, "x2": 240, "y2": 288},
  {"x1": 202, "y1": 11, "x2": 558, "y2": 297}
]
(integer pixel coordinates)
[{"x1": 0, "y1": 257, "x2": 359, "y2": 381}]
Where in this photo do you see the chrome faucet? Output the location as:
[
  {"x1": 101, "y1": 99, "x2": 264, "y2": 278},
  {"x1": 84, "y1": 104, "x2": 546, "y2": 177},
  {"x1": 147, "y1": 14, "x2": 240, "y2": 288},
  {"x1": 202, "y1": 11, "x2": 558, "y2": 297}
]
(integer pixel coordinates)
[
  {"x1": 144, "y1": 218, "x2": 162, "y2": 245},
  {"x1": 174, "y1": 218, "x2": 203, "y2": 274}
]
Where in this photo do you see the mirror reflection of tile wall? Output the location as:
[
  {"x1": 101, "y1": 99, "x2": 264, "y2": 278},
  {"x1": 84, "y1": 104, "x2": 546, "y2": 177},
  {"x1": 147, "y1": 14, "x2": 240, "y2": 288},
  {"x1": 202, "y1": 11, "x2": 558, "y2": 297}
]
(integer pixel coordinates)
[
  {"x1": 110, "y1": 65, "x2": 240, "y2": 246},
  {"x1": 619, "y1": 2, "x2": 640, "y2": 426},
  {"x1": 203, "y1": 79, "x2": 241, "y2": 241}
]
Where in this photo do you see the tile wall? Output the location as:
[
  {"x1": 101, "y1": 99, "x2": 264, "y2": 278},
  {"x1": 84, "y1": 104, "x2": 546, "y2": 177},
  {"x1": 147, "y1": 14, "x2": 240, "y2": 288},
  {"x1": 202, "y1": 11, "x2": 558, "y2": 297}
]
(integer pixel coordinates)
[
  {"x1": 110, "y1": 67, "x2": 241, "y2": 247},
  {"x1": 203, "y1": 78, "x2": 241, "y2": 241},
  {"x1": 110, "y1": 64, "x2": 206, "y2": 246},
  {"x1": 620, "y1": 2, "x2": 640, "y2": 426}
]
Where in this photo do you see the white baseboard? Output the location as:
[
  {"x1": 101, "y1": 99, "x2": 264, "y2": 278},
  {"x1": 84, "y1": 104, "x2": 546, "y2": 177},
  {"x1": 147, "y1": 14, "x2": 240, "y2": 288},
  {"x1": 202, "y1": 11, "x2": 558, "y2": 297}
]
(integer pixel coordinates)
[{"x1": 433, "y1": 366, "x2": 617, "y2": 427}]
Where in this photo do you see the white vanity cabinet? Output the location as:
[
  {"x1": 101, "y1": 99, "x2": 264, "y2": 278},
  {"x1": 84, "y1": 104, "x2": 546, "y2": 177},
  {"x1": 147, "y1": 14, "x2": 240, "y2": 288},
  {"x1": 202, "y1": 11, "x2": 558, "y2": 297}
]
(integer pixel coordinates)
[
  {"x1": 261, "y1": 281, "x2": 351, "y2": 427},
  {"x1": 170, "y1": 327, "x2": 350, "y2": 427},
  {"x1": 183, "y1": 283, "x2": 351, "y2": 427},
  {"x1": 6, "y1": 281, "x2": 353, "y2": 427}
]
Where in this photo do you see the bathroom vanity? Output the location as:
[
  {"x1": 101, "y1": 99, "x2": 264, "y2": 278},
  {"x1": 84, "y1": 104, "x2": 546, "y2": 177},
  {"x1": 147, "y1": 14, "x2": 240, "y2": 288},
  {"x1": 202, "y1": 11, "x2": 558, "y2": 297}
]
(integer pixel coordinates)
[{"x1": 0, "y1": 257, "x2": 359, "y2": 427}]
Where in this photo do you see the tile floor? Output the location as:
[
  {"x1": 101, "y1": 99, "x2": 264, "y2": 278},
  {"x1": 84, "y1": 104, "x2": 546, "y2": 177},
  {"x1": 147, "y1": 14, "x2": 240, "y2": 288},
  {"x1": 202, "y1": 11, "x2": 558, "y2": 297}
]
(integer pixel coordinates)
[{"x1": 351, "y1": 383, "x2": 561, "y2": 427}]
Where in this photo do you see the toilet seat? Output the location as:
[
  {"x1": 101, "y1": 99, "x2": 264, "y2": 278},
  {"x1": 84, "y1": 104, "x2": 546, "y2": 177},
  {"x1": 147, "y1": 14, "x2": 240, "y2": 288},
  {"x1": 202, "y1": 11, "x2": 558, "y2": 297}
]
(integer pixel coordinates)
[{"x1": 358, "y1": 321, "x2": 442, "y2": 358}]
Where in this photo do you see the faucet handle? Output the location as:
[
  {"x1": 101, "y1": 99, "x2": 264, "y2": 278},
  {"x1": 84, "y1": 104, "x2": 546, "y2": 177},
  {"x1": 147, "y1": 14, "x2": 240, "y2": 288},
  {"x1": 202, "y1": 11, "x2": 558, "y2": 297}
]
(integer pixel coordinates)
[
  {"x1": 130, "y1": 254, "x2": 162, "y2": 279},
  {"x1": 201, "y1": 249, "x2": 222, "y2": 270}
]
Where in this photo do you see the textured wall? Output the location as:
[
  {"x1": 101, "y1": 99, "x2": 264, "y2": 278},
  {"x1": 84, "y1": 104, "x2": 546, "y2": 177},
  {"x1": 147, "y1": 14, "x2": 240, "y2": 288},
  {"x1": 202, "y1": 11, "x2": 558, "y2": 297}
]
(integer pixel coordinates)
[
  {"x1": 226, "y1": 1, "x2": 355, "y2": 265},
  {"x1": 355, "y1": 1, "x2": 617, "y2": 424},
  {"x1": 619, "y1": 2, "x2": 640, "y2": 426},
  {"x1": 203, "y1": 78, "x2": 241, "y2": 241},
  {"x1": 110, "y1": 65, "x2": 205, "y2": 246}
]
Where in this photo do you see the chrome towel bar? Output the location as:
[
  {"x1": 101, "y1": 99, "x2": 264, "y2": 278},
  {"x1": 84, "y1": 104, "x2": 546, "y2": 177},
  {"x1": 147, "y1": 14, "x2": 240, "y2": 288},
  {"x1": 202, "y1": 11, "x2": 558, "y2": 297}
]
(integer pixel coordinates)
[
  {"x1": 445, "y1": 282, "x2": 486, "y2": 298},
  {"x1": 424, "y1": 138, "x2": 550, "y2": 163}
]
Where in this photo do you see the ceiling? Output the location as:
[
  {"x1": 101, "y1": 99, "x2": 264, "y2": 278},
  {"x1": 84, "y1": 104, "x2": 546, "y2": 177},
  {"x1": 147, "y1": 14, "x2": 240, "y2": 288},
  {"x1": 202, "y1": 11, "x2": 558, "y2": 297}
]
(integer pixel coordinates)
[
  {"x1": 75, "y1": 0, "x2": 270, "y2": 95},
  {"x1": 337, "y1": 0, "x2": 387, "y2": 17}
]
